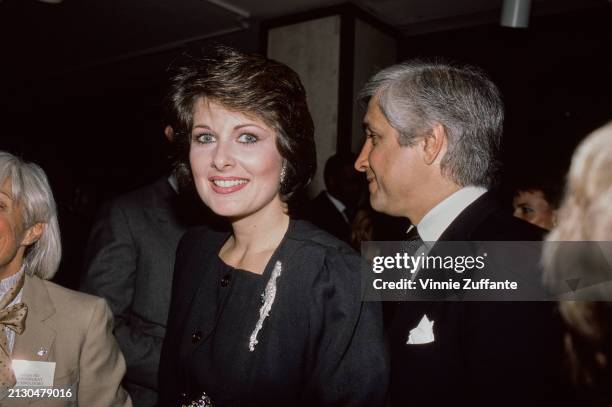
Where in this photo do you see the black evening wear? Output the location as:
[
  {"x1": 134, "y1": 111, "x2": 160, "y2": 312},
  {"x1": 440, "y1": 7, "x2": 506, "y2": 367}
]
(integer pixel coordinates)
[{"x1": 159, "y1": 219, "x2": 388, "y2": 407}]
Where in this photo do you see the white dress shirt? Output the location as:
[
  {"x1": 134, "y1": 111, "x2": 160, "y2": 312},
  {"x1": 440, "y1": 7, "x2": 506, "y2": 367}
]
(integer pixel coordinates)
[
  {"x1": 413, "y1": 186, "x2": 487, "y2": 242},
  {"x1": 408, "y1": 186, "x2": 487, "y2": 279},
  {"x1": 326, "y1": 191, "x2": 349, "y2": 223}
]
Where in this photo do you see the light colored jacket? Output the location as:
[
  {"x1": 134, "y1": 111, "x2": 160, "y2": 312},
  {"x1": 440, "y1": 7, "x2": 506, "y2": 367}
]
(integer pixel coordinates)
[{"x1": 2, "y1": 275, "x2": 131, "y2": 406}]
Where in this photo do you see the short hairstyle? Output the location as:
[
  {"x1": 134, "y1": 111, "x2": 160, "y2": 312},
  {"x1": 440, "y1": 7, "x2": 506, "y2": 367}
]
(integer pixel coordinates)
[
  {"x1": 360, "y1": 59, "x2": 504, "y2": 187},
  {"x1": 512, "y1": 179, "x2": 563, "y2": 210},
  {"x1": 0, "y1": 151, "x2": 62, "y2": 279},
  {"x1": 323, "y1": 153, "x2": 356, "y2": 184},
  {"x1": 167, "y1": 45, "x2": 316, "y2": 202},
  {"x1": 542, "y1": 122, "x2": 612, "y2": 400}
]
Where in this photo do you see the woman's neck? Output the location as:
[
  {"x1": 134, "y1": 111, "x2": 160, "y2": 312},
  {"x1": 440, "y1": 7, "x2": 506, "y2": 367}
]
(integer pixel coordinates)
[{"x1": 221, "y1": 200, "x2": 290, "y2": 273}]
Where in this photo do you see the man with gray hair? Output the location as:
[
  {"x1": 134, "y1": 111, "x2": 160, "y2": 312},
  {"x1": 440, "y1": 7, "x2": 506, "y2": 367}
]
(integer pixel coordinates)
[{"x1": 355, "y1": 61, "x2": 568, "y2": 406}]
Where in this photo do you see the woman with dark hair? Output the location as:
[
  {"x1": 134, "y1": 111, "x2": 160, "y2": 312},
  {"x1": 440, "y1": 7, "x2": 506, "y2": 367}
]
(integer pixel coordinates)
[{"x1": 158, "y1": 46, "x2": 387, "y2": 406}]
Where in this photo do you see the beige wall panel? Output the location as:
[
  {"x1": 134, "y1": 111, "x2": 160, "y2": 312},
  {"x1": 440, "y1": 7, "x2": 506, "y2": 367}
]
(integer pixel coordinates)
[
  {"x1": 351, "y1": 18, "x2": 397, "y2": 153},
  {"x1": 267, "y1": 15, "x2": 341, "y2": 197}
]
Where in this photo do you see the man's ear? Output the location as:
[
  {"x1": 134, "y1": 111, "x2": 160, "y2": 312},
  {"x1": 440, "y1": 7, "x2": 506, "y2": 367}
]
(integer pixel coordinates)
[
  {"x1": 420, "y1": 123, "x2": 447, "y2": 165},
  {"x1": 22, "y1": 222, "x2": 45, "y2": 247}
]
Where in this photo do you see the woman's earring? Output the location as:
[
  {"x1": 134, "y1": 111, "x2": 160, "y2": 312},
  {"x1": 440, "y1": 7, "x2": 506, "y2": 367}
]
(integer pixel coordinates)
[{"x1": 279, "y1": 164, "x2": 287, "y2": 186}]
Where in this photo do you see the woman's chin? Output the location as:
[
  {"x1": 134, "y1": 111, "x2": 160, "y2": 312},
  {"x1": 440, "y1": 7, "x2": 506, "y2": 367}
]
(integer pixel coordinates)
[{"x1": 208, "y1": 203, "x2": 249, "y2": 219}]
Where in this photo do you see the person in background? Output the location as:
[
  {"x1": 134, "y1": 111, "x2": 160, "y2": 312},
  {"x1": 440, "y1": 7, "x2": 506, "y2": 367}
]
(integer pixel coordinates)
[
  {"x1": 305, "y1": 153, "x2": 362, "y2": 243},
  {"x1": 512, "y1": 179, "x2": 561, "y2": 230},
  {"x1": 81, "y1": 124, "x2": 203, "y2": 406},
  {"x1": 0, "y1": 151, "x2": 131, "y2": 406},
  {"x1": 159, "y1": 45, "x2": 387, "y2": 407},
  {"x1": 542, "y1": 122, "x2": 612, "y2": 406}
]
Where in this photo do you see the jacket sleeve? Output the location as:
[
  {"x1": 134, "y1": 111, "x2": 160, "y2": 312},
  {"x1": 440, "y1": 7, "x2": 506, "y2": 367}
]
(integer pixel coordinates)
[
  {"x1": 78, "y1": 297, "x2": 132, "y2": 407},
  {"x1": 81, "y1": 200, "x2": 161, "y2": 390},
  {"x1": 304, "y1": 248, "x2": 389, "y2": 406}
]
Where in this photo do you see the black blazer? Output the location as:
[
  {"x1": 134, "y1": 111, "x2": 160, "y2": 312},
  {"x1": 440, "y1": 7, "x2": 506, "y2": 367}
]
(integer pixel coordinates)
[
  {"x1": 159, "y1": 220, "x2": 388, "y2": 407},
  {"x1": 82, "y1": 177, "x2": 190, "y2": 406},
  {"x1": 304, "y1": 191, "x2": 351, "y2": 243},
  {"x1": 387, "y1": 191, "x2": 571, "y2": 407}
]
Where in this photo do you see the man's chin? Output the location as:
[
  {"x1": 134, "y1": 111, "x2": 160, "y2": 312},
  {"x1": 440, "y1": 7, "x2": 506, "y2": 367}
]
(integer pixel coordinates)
[{"x1": 369, "y1": 195, "x2": 387, "y2": 214}]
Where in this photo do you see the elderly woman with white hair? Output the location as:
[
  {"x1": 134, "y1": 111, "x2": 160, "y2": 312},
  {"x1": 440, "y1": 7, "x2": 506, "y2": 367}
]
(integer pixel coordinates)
[
  {"x1": 542, "y1": 122, "x2": 612, "y2": 406},
  {"x1": 0, "y1": 151, "x2": 131, "y2": 406}
]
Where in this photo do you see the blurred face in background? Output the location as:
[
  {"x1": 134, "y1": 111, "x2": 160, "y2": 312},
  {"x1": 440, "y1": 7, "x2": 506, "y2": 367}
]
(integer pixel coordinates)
[
  {"x1": 513, "y1": 189, "x2": 557, "y2": 230},
  {"x1": 189, "y1": 98, "x2": 284, "y2": 222}
]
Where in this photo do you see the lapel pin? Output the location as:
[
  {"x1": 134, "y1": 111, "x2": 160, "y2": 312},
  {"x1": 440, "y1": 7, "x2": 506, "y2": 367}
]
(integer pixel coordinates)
[{"x1": 36, "y1": 347, "x2": 48, "y2": 357}]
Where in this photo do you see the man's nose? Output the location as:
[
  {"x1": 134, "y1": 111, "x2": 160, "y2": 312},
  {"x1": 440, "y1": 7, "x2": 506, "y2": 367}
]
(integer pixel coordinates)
[{"x1": 354, "y1": 140, "x2": 371, "y2": 172}]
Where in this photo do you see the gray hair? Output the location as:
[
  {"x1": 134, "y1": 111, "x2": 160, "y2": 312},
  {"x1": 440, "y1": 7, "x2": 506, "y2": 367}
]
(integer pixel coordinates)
[
  {"x1": 0, "y1": 151, "x2": 61, "y2": 279},
  {"x1": 360, "y1": 60, "x2": 504, "y2": 187}
]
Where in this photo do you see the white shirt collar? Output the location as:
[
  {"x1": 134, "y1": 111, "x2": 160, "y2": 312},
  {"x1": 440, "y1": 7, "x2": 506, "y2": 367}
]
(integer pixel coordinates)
[
  {"x1": 167, "y1": 174, "x2": 179, "y2": 194},
  {"x1": 325, "y1": 192, "x2": 349, "y2": 223},
  {"x1": 325, "y1": 191, "x2": 346, "y2": 212},
  {"x1": 415, "y1": 186, "x2": 487, "y2": 242}
]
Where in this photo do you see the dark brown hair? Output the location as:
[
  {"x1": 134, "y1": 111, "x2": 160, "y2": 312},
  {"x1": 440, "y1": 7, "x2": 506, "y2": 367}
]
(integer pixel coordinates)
[{"x1": 167, "y1": 45, "x2": 316, "y2": 202}]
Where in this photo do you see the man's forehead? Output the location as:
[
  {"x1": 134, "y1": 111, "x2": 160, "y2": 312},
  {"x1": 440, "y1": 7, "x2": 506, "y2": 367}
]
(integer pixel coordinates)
[{"x1": 363, "y1": 96, "x2": 386, "y2": 129}]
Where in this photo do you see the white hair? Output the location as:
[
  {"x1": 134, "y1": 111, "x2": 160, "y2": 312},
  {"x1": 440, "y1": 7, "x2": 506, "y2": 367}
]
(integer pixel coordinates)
[{"x1": 0, "y1": 151, "x2": 61, "y2": 279}]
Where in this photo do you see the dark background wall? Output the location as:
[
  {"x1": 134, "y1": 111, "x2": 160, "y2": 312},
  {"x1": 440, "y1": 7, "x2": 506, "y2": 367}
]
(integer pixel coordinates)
[{"x1": 399, "y1": 7, "x2": 611, "y2": 187}]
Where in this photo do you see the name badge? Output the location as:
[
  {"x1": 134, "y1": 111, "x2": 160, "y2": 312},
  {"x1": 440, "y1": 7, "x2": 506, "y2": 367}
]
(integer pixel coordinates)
[{"x1": 11, "y1": 360, "x2": 56, "y2": 387}]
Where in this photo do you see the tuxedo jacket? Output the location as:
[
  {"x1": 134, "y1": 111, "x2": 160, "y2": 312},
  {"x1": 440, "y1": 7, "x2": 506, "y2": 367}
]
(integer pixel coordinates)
[
  {"x1": 304, "y1": 192, "x2": 351, "y2": 243},
  {"x1": 81, "y1": 177, "x2": 190, "y2": 406},
  {"x1": 4, "y1": 275, "x2": 131, "y2": 406},
  {"x1": 387, "y1": 191, "x2": 571, "y2": 407}
]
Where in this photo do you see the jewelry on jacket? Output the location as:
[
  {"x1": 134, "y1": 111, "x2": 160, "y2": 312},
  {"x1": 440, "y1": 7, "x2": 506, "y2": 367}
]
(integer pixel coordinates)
[
  {"x1": 183, "y1": 392, "x2": 213, "y2": 407},
  {"x1": 249, "y1": 260, "x2": 282, "y2": 352}
]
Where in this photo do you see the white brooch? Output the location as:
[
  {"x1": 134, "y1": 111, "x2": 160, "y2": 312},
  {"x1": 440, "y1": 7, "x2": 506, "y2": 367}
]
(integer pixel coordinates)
[{"x1": 248, "y1": 260, "x2": 282, "y2": 352}]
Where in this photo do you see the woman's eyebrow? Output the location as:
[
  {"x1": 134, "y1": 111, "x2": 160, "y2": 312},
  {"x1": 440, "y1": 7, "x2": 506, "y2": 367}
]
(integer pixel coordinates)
[{"x1": 234, "y1": 123, "x2": 266, "y2": 131}]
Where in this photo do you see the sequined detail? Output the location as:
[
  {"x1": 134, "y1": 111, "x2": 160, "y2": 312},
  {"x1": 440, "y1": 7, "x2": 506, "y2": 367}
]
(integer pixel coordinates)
[
  {"x1": 248, "y1": 260, "x2": 282, "y2": 351},
  {"x1": 183, "y1": 392, "x2": 213, "y2": 407}
]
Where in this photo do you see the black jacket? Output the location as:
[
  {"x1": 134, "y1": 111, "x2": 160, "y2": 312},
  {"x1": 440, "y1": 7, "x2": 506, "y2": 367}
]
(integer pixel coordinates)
[
  {"x1": 387, "y1": 191, "x2": 572, "y2": 407},
  {"x1": 304, "y1": 191, "x2": 352, "y2": 243},
  {"x1": 159, "y1": 219, "x2": 388, "y2": 406}
]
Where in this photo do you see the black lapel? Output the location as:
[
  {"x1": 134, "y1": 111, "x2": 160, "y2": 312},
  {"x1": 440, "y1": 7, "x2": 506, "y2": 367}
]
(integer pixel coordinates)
[{"x1": 437, "y1": 191, "x2": 499, "y2": 241}]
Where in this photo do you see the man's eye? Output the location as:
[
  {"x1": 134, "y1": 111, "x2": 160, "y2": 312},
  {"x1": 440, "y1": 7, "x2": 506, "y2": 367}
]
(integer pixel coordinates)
[
  {"x1": 194, "y1": 133, "x2": 215, "y2": 144},
  {"x1": 368, "y1": 134, "x2": 378, "y2": 145},
  {"x1": 521, "y1": 206, "x2": 534, "y2": 215},
  {"x1": 238, "y1": 133, "x2": 258, "y2": 144}
]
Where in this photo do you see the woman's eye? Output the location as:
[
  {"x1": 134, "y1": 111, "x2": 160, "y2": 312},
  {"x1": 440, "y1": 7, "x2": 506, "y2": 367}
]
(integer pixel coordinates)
[
  {"x1": 194, "y1": 133, "x2": 215, "y2": 144},
  {"x1": 238, "y1": 133, "x2": 258, "y2": 144},
  {"x1": 521, "y1": 206, "x2": 534, "y2": 215}
]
